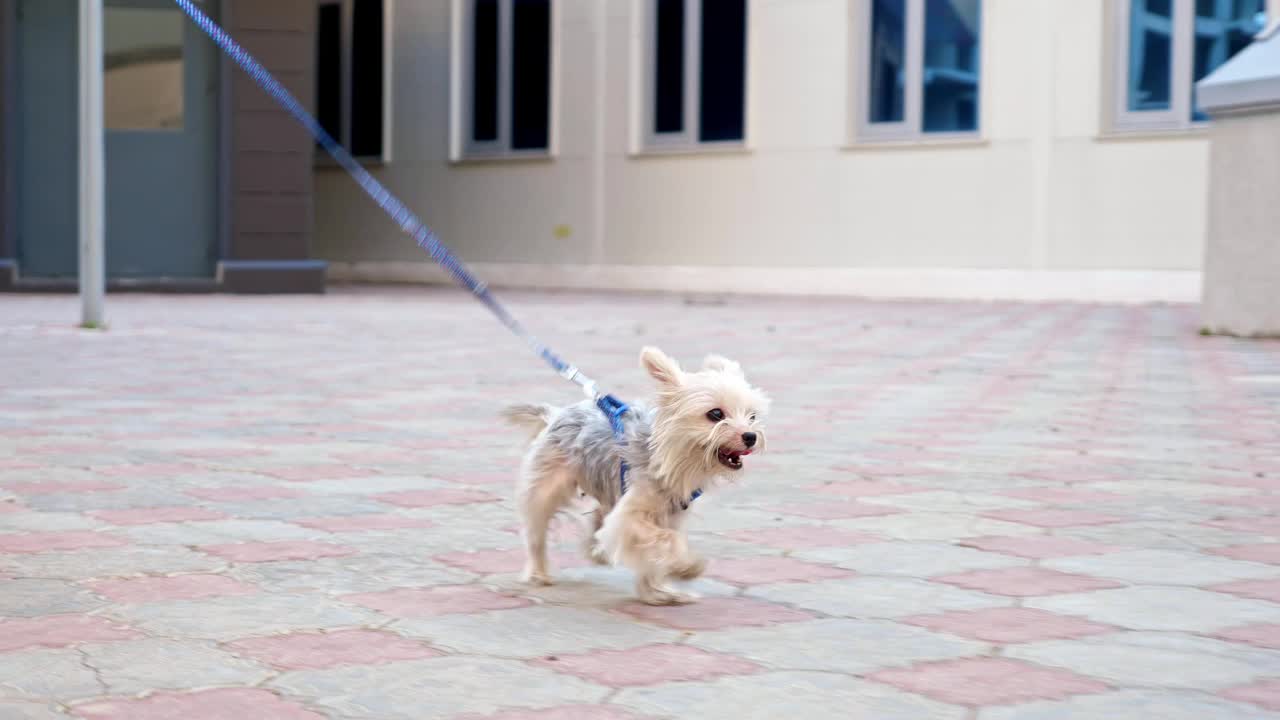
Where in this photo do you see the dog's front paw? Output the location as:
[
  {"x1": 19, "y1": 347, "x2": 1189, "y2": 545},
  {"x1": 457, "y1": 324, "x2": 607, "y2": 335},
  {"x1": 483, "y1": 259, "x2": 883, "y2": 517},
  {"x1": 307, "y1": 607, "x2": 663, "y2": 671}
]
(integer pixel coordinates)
[
  {"x1": 640, "y1": 587, "x2": 699, "y2": 606},
  {"x1": 671, "y1": 556, "x2": 707, "y2": 580},
  {"x1": 522, "y1": 569, "x2": 554, "y2": 586},
  {"x1": 584, "y1": 542, "x2": 611, "y2": 566}
]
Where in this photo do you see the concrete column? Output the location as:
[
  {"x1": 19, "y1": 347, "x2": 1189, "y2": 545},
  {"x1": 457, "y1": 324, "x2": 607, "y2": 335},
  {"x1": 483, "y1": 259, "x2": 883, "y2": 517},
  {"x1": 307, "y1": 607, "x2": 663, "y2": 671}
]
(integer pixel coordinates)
[{"x1": 1197, "y1": 26, "x2": 1280, "y2": 337}]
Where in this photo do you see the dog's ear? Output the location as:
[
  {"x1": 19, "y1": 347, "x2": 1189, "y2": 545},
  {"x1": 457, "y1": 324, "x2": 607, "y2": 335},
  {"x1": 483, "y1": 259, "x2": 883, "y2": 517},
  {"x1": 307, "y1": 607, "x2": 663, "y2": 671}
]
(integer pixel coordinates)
[
  {"x1": 702, "y1": 354, "x2": 743, "y2": 376},
  {"x1": 640, "y1": 346, "x2": 683, "y2": 387}
]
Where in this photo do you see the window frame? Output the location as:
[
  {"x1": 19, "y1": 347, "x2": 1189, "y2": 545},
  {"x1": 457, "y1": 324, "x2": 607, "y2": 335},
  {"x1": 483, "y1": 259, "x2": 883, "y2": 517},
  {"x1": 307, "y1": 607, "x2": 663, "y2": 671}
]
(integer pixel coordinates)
[
  {"x1": 314, "y1": 0, "x2": 394, "y2": 165},
  {"x1": 453, "y1": 0, "x2": 559, "y2": 161},
  {"x1": 636, "y1": 0, "x2": 751, "y2": 153},
  {"x1": 1111, "y1": 0, "x2": 1268, "y2": 133},
  {"x1": 851, "y1": 0, "x2": 983, "y2": 144}
]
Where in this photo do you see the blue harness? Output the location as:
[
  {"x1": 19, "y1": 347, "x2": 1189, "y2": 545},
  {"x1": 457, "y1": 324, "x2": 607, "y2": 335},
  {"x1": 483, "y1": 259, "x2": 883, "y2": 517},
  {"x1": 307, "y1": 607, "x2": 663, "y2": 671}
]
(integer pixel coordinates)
[{"x1": 172, "y1": 0, "x2": 700, "y2": 507}]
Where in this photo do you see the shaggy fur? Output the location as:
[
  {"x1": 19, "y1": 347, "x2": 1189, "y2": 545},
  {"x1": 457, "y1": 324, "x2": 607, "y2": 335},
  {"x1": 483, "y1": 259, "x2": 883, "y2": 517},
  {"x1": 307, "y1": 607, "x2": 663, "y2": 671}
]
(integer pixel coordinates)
[{"x1": 504, "y1": 347, "x2": 770, "y2": 605}]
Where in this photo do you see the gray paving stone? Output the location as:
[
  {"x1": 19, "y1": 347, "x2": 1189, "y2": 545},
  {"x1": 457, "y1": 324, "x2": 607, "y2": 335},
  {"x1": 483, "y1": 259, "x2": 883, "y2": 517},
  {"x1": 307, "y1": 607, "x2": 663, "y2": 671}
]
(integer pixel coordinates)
[
  {"x1": 0, "y1": 649, "x2": 102, "y2": 701},
  {"x1": 748, "y1": 577, "x2": 1009, "y2": 618},
  {"x1": 794, "y1": 542, "x2": 1027, "y2": 577},
  {"x1": 1043, "y1": 549, "x2": 1279, "y2": 586},
  {"x1": 227, "y1": 555, "x2": 473, "y2": 595},
  {"x1": 82, "y1": 639, "x2": 272, "y2": 694},
  {"x1": 690, "y1": 617, "x2": 987, "y2": 674},
  {"x1": 268, "y1": 656, "x2": 608, "y2": 719},
  {"x1": 1026, "y1": 586, "x2": 1280, "y2": 633},
  {"x1": 979, "y1": 689, "x2": 1280, "y2": 720},
  {"x1": 392, "y1": 605, "x2": 680, "y2": 658},
  {"x1": 105, "y1": 594, "x2": 383, "y2": 641},
  {"x1": 0, "y1": 547, "x2": 224, "y2": 581},
  {"x1": 0, "y1": 579, "x2": 106, "y2": 617},
  {"x1": 834, "y1": 512, "x2": 1043, "y2": 541},
  {"x1": 861, "y1": 491, "x2": 1040, "y2": 513},
  {"x1": 1005, "y1": 634, "x2": 1280, "y2": 690},
  {"x1": 613, "y1": 671, "x2": 966, "y2": 720},
  {"x1": 0, "y1": 701, "x2": 70, "y2": 719}
]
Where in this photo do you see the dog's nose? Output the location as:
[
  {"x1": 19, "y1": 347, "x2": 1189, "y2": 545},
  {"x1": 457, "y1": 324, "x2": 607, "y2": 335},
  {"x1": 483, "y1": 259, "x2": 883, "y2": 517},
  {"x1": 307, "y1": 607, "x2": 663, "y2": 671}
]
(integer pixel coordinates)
[{"x1": 742, "y1": 432, "x2": 757, "y2": 448}]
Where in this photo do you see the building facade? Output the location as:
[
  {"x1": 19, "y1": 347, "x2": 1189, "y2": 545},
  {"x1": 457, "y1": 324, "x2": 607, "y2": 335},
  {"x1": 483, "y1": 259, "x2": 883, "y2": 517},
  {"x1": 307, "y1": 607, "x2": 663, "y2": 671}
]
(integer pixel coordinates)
[
  {"x1": 318, "y1": 0, "x2": 1273, "y2": 302},
  {"x1": 0, "y1": 1, "x2": 1272, "y2": 300},
  {"x1": 0, "y1": 0, "x2": 325, "y2": 292}
]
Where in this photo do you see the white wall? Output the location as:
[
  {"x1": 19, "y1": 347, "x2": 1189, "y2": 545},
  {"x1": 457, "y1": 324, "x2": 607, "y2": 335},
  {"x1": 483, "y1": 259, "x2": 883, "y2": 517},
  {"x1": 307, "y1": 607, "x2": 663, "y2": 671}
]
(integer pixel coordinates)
[{"x1": 316, "y1": 0, "x2": 1212, "y2": 300}]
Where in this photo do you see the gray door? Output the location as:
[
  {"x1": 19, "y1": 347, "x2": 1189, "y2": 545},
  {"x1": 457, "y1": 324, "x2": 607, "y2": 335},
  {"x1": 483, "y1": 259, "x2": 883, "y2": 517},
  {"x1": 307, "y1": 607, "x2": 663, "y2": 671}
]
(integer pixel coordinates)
[{"x1": 17, "y1": 0, "x2": 219, "y2": 279}]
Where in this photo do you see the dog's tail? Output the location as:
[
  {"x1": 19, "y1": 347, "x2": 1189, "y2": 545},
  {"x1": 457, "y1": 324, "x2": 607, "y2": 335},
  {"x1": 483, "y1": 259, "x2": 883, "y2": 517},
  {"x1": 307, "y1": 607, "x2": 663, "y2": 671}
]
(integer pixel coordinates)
[{"x1": 501, "y1": 403, "x2": 556, "y2": 440}]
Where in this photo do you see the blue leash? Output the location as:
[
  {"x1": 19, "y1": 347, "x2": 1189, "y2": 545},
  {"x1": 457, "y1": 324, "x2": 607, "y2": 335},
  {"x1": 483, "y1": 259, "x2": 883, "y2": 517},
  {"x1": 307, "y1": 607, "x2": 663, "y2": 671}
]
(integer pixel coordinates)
[{"x1": 172, "y1": 0, "x2": 696, "y2": 505}]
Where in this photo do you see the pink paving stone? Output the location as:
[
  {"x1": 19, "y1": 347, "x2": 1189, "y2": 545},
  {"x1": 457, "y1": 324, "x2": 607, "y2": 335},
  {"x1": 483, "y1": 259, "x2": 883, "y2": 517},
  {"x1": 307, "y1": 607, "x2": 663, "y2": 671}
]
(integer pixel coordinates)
[
  {"x1": 3, "y1": 480, "x2": 126, "y2": 494},
  {"x1": 812, "y1": 480, "x2": 926, "y2": 498},
  {"x1": 904, "y1": 607, "x2": 1116, "y2": 643},
  {"x1": 1221, "y1": 679, "x2": 1280, "y2": 712},
  {"x1": 1210, "y1": 544, "x2": 1280, "y2": 565},
  {"x1": 706, "y1": 557, "x2": 854, "y2": 586},
  {"x1": 1215, "y1": 624, "x2": 1280, "y2": 650},
  {"x1": 982, "y1": 509, "x2": 1128, "y2": 528},
  {"x1": 869, "y1": 657, "x2": 1109, "y2": 707},
  {"x1": 935, "y1": 567, "x2": 1124, "y2": 597},
  {"x1": 533, "y1": 644, "x2": 761, "y2": 687},
  {"x1": 616, "y1": 597, "x2": 815, "y2": 631},
  {"x1": 94, "y1": 463, "x2": 202, "y2": 478},
  {"x1": 262, "y1": 465, "x2": 376, "y2": 482},
  {"x1": 721, "y1": 525, "x2": 881, "y2": 549},
  {"x1": 85, "y1": 574, "x2": 258, "y2": 603},
  {"x1": 293, "y1": 514, "x2": 437, "y2": 533},
  {"x1": 0, "y1": 615, "x2": 140, "y2": 652},
  {"x1": 442, "y1": 472, "x2": 514, "y2": 486},
  {"x1": 1211, "y1": 579, "x2": 1280, "y2": 604},
  {"x1": 771, "y1": 501, "x2": 903, "y2": 520},
  {"x1": 344, "y1": 585, "x2": 532, "y2": 618},
  {"x1": 1205, "y1": 517, "x2": 1280, "y2": 536},
  {"x1": 225, "y1": 629, "x2": 442, "y2": 670},
  {"x1": 1211, "y1": 476, "x2": 1280, "y2": 491},
  {"x1": 185, "y1": 486, "x2": 304, "y2": 501},
  {"x1": 88, "y1": 506, "x2": 230, "y2": 526},
  {"x1": 375, "y1": 488, "x2": 502, "y2": 508},
  {"x1": 957, "y1": 536, "x2": 1119, "y2": 560},
  {"x1": 435, "y1": 548, "x2": 588, "y2": 575},
  {"x1": 453, "y1": 706, "x2": 646, "y2": 720},
  {"x1": 0, "y1": 531, "x2": 129, "y2": 554},
  {"x1": 200, "y1": 541, "x2": 358, "y2": 563},
  {"x1": 996, "y1": 487, "x2": 1128, "y2": 504},
  {"x1": 0, "y1": 500, "x2": 23, "y2": 514},
  {"x1": 74, "y1": 688, "x2": 325, "y2": 720},
  {"x1": 0, "y1": 460, "x2": 40, "y2": 470}
]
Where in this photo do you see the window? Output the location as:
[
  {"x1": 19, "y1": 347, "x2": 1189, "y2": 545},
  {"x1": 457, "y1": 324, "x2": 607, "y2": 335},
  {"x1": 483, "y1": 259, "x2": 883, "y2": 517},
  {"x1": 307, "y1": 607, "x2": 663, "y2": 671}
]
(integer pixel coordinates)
[
  {"x1": 458, "y1": 0, "x2": 553, "y2": 157},
  {"x1": 316, "y1": 0, "x2": 392, "y2": 161},
  {"x1": 856, "y1": 0, "x2": 982, "y2": 142},
  {"x1": 1116, "y1": 0, "x2": 1267, "y2": 130},
  {"x1": 642, "y1": 0, "x2": 749, "y2": 149}
]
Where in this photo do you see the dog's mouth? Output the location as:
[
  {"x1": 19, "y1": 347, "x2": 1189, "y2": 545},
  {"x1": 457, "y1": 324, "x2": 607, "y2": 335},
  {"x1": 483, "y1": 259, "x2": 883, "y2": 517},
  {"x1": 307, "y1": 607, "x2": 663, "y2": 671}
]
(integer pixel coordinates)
[{"x1": 716, "y1": 447, "x2": 751, "y2": 471}]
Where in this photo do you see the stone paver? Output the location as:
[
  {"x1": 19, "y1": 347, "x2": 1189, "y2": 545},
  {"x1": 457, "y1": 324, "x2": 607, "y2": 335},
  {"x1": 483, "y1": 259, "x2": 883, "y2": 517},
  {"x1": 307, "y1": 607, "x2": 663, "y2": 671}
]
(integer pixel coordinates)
[{"x1": 3, "y1": 291, "x2": 1280, "y2": 718}]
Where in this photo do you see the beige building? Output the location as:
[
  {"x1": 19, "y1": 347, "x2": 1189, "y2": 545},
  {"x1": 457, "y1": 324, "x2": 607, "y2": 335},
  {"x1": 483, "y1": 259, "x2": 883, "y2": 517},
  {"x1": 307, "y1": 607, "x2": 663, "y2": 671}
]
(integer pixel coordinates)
[{"x1": 314, "y1": 0, "x2": 1275, "y2": 303}]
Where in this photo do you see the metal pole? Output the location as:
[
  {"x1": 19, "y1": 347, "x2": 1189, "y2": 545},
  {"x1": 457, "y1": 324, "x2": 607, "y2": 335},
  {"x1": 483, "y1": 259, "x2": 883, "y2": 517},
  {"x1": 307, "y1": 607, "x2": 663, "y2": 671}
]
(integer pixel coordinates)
[{"x1": 78, "y1": 0, "x2": 104, "y2": 327}]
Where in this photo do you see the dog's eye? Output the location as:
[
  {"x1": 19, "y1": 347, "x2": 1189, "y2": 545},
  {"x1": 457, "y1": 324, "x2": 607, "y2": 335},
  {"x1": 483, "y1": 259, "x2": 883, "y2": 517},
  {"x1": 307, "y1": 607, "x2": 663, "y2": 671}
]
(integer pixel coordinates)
[
  {"x1": 749, "y1": 413, "x2": 757, "y2": 422},
  {"x1": 706, "y1": 409, "x2": 725, "y2": 422}
]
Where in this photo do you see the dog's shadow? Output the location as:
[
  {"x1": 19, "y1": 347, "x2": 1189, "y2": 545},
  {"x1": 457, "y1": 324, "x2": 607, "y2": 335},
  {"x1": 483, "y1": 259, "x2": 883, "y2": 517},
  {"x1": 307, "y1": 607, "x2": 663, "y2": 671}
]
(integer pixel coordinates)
[{"x1": 490, "y1": 565, "x2": 736, "y2": 611}]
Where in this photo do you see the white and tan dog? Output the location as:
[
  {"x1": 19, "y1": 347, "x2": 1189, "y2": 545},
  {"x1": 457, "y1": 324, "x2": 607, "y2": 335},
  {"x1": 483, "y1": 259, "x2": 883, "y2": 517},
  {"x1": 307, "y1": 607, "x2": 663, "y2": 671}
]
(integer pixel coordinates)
[{"x1": 504, "y1": 347, "x2": 770, "y2": 605}]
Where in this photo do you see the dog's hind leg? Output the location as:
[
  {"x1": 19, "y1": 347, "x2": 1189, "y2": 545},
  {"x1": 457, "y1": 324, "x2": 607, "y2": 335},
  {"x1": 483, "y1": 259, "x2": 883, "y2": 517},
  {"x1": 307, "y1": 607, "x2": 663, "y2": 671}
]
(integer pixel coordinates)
[{"x1": 517, "y1": 454, "x2": 579, "y2": 586}]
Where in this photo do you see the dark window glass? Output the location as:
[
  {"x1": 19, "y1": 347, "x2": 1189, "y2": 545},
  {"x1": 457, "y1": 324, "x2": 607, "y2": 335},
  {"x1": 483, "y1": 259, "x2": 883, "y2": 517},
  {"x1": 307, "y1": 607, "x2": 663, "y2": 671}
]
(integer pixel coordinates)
[
  {"x1": 511, "y1": 0, "x2": 551, "y2": 149},
  {"x1": 698, "y1": 0, "x2": 747, "y2": 142},
  {"x1": 316, "y1": 2, "x2": 343, "y2": 143},
  {"x1": 654, "y1": 0, "x2": 685, "y2": 134},
  {"x1": 922, "y1": 0, "x2": 980, "y2": 132},
  {"x1": 1192, "y1": 0, "x2": 1266, "y2": 120},
  {"x1": 869, "y1": 0, "x2": 906, "y2": 123},
  {"x1": 472, "y1": 0, "x2": 499, "y2": 142},
  {"x1": 350, "y1": 0, "x2": 384, "y2": 156},
  {"x1": 1128, "y1": 0, "x2": 1174, "y2": 111}
]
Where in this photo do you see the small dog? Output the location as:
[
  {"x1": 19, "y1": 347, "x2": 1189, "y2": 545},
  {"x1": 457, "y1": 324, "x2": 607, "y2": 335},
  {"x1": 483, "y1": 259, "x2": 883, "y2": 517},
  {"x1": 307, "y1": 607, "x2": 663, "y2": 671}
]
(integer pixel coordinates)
[{"x1": 503, "y1": 347, "x2": 770, "y2": 605}]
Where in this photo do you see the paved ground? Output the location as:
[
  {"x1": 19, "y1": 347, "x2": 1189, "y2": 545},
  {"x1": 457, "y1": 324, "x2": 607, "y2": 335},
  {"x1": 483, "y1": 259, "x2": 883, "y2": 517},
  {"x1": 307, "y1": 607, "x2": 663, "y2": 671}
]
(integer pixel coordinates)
[{"x1": 1, "y1": 288, "x2": 1279, "y2": 719}]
